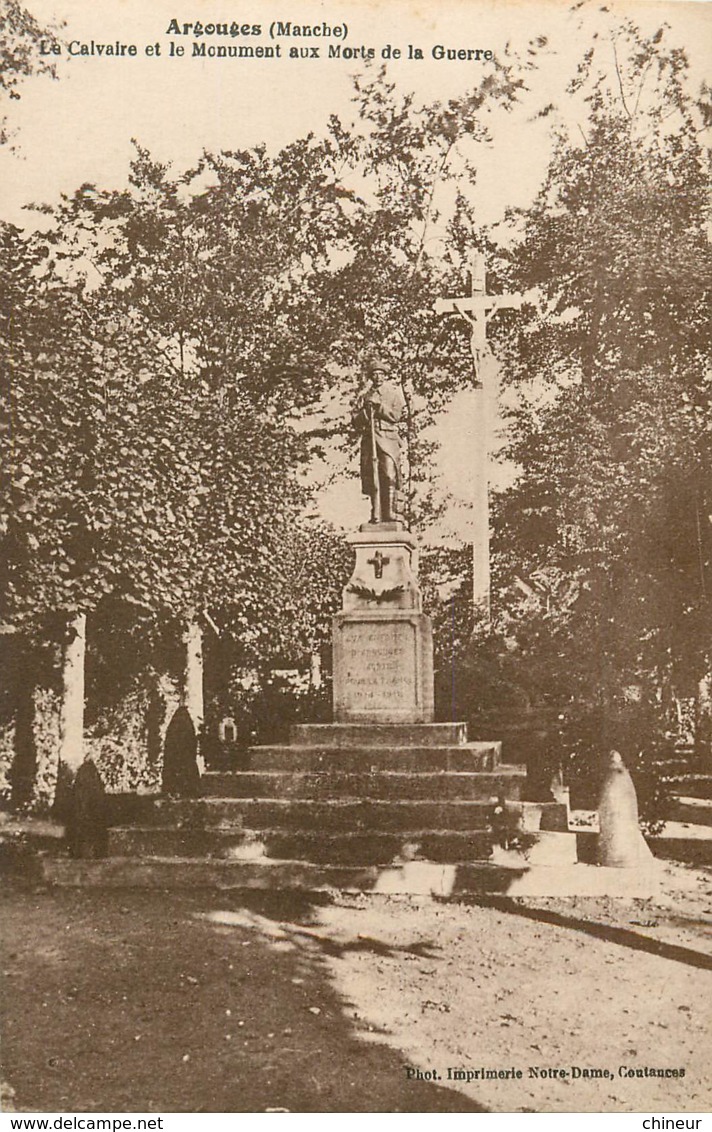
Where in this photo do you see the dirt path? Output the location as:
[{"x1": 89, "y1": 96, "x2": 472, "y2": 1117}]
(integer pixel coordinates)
[
  {"x1": 313, "y1": 891, "x2": 711, "y2": 1113},
  {"x1": 1, "y1": 872, "x2": 710, "y2": 1113}
]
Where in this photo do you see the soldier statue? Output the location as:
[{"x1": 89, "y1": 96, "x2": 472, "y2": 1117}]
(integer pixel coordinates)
[{"x1": 353, "y1": 358, "x2": 405, "y2": 524}]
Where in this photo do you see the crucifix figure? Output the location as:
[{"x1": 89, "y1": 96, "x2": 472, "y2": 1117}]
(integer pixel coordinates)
[
  {"x1": 435, "y1": 252, "x2": 522, "y2": 622},
  {"x1": 367, "y1": 550, "x2": 390, "y2": 579}
]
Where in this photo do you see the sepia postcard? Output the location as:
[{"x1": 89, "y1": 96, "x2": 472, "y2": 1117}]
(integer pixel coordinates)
[{"x1": 1, "y1": 0, "x2": 710, "y2": 1119}]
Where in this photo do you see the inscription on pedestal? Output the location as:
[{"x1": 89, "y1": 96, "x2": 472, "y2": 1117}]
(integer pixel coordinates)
[
  {"x1": 333, "y1": 611, "x2": 434, "y2": 723},
  {"x1": 342, "y1": 621, "x2": 418, "y2": 713}
]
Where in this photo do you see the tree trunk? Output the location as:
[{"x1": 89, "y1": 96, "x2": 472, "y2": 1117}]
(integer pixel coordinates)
[
  {"x1": 696, "y1": 665, "x2": 712, "y2": 764},
  {"x1": 183, "y1": 617, "x2": 204, "y2": 773},
  {"x1": 472, "y1": 352, "x2": 498, "y2": 623},
  {"x1": 146, "y1": 675, "x2": 165, "y2": 772},
  {"x1": 54, "y1": 611, "x2": 86, "y2": 813},
  {"x1": 10, "y1": 637, "x2": 37, "y2": 810},
  {"x1": 309, "y1": 652, "x2": 322, "y2": 690}
]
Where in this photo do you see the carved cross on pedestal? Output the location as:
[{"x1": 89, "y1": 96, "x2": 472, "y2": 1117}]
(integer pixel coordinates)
[
  {"x1": 368, "y1": 551, "x2": 389, "y2": 579},
  {"x1": 435, "y1": 252, "x2": 523, "y2": 622}
]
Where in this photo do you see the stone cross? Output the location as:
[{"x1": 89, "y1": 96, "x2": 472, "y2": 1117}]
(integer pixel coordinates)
[
  {"x1": 435, "y1": 253, "x2": 523, "y2": 620},
  {"x1": 368, "y1": 550, "x2": 389, "y2": 579},
  {"x1": 434, "y1": 252, "x2": 523, "y2": 385}
]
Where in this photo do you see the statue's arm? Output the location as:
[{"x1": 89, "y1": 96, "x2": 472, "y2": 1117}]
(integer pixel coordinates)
[{"x1": 378, "y1": 386, "x2": 405, "y2": 425}]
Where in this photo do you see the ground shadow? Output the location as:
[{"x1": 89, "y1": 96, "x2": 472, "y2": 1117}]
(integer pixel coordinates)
[
  {"x1": 458, "y1": 895, "x2": 712, "y2": 972},
  {"x1": 1, "y1": 887, "x2": 485, "y2": 1113}
]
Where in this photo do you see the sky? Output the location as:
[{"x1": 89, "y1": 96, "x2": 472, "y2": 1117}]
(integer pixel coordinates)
[
  {"x1": 2, "y1": 0, "x2": 709, "y2": 534},
  {"x1": 4, "y1": 0, "x2": 708, "y2": 229}
]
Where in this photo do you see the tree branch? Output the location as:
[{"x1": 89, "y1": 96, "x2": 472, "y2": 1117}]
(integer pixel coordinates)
[{"x1": 612, "y1": 39, "x2": 633, "y2": 120}]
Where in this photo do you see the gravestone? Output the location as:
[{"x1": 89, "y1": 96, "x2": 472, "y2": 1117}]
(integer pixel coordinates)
[
  {"x1": 162, "y1": 706, "x2": 201, "y2": 797},
  {"x1": 597, "y1": 750, "x2": 653, "y2": 867},
  {"x1": 66, "y1": 759, "x2": 109, "y2": 859}
]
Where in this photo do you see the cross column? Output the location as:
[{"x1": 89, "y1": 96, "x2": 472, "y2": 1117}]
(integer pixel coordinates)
[{"x1": 435, "y1": 253, "x2": 522, "y2": 622}]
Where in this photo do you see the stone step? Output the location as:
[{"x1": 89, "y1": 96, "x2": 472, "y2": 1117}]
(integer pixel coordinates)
[
  {"x1": 39, "y1": 854, "x2": 667, "y2": 898},
  {"x1": 666, "y1": 796, "x2": 712, "y2": 827},
  {"x1": 107, "y1": 827, "x2": 495, "y2": 865},
  {"x1": 243, "y1": 742, "x2": 500, "y2": 773},
  {"x1": 646, "y1": 827, "x2": 712, "y2": 867},
  {"x1": 662, "y1": 774, "x2": 712, "y2": 799},
  {"x1": 108, "y1": 826, "x2": 246, "y2": 858},
  {"x1": 105, "y1": 794, "x2": 165, "y2": 825},
  {"x1": 290, "y1": 722, "x2": 468, "y2": 748},
  {"x1": 653, "y1": 757, "x2": 708, "y2": 775},
  {"x1": 109, "y1": 798, "x2": 511, "y2": 833},
  {"x1": 201, "y1": 768, "x2": 525, "y2": 801},
  {"x1": 40, "y1": 855, "x2": 526, "y2": 894}
]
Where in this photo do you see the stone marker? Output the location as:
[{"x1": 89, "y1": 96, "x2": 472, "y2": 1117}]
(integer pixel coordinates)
[
  {"x1": 489, "y1": 793, "x2": 523, "y2": 850},
  {"x1": 597, "y1": 749, "x2": 654, "y2": 867},
  {"x1": 66, "y1": 759, "x2": 109, "y2": 859},
  {"x1": 162, "y1": 705, "x2": 201, "y2": 797}
]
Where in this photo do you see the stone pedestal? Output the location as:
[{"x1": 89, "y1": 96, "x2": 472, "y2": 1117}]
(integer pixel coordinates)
[
  {"x1": 332, "y1": 523, "x2": 434, "y2": 724},
  {"x1": 333, "y1": 610, "x2": 434, "y2": 723}
]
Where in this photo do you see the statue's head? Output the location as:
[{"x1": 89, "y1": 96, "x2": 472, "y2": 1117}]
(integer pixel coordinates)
[{"x1": 366, "y1": 356, "x2": 388, "y2": 384}]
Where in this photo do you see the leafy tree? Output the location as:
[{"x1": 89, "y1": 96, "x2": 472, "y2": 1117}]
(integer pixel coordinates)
[
  {"x1": 491, "y1": 18, "x2": 712, "y2": 785},
  {"x1": 3, "y1": 123, "x2": 378, "y2": 804},
  {"x1": 0, "y1": 0, "x2": 61, "y2": 146},
  {"x1": 3, "y1": 219, "x2": 199, "y2": 626}
]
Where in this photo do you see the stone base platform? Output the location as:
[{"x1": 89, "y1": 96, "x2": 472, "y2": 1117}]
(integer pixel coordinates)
[
  {"x1": 35, "y1": 721, "x2": 581, "y2": 891},
  {"x1": 291, "y1": 723, "x2": 468, "y2": 747},
  {"x1": 39, "y1": 856, "x2": 664, "y2": 898}
]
